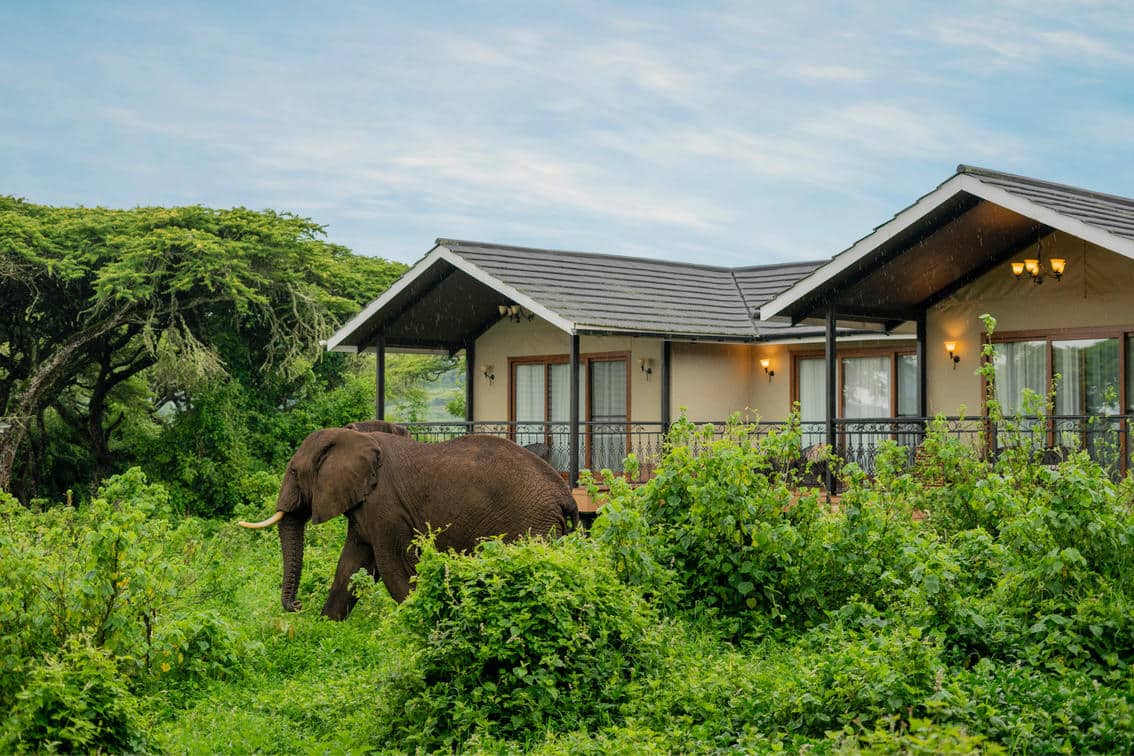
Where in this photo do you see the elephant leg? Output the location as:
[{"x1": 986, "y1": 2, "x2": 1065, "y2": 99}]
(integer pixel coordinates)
[
  {"x1": 322, "y1": 518, "x2": 376, "y2": 620},
  {"x1": 374, "y1": 529, "x2": 416, "y2": 603}
]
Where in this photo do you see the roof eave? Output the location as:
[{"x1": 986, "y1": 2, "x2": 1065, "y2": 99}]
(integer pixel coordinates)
[
  {"x1": 325, "y1": 243, "x2": 579, "y2": 352},
  {"x1": 760, "y1": 171, "x2": 1134, "y2": 323}
]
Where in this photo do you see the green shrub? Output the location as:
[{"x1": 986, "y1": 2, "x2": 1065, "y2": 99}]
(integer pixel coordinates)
[
  {"x1": 2, "y1": 637, "x2": 146, "y2": 754},
  {"x1": 374, "y1": 534, "x2": 660, "y2": 750},
  {"x1": 931, "y1": 658, "x2": 1134, "y2": 753},
  {"x1": 0, "y1": 470, "x2": 248, "y2": 723}
]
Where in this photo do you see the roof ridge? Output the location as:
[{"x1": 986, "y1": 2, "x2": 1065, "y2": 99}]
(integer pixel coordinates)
[
  {"x1": 733, "y1": 260, "x2": 828, "y2": 272},
  {"x1": 437, "y1": 238, "x2": 740, "y2": 272},
  {"x1": 728, "y1": 270, "x2": 759, "y2": 322},
  {"x1": 957, "y1": 164, "x2": 1134, "y2": 208},
  {"x1": 436, "y1": 238, "x2": 825, "y2": 274}
]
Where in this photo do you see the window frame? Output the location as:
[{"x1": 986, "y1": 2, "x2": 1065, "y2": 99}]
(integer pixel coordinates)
[
  {"x1": 790, "y1": 345, "x2": 918, "y2": 419},
  {"x1": 983, "y1": 325, "x2": 1134, "y2": 417},
  {"x1": 507, "y1": 351, "x2": 632, "y2": 473}
]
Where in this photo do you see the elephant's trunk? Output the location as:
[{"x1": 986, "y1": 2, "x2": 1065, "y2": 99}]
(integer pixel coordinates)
[{"x1": 279, "y1": 512, "x2": 307, "y2": 612}]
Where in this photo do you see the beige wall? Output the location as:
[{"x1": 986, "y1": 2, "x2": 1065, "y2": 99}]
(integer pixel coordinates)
[
  {"x1": 473, "y1": 318, "x2": 663, "y2": 422},
  {"x1": 670, "y1": 342, "x2": 758, "y2": 421},
  {"x1": 474, "y1": 319, "x2": 776, "y2": 423},
  {"x1": 748, "y1": 343, "x2": 793, "y2": 421},
  {"x1": 927, "y1": 236, "x2": 1134, "y2": 416},
  {"x1": 474, "y1": 319, "x2": 919, "y2": 424}
]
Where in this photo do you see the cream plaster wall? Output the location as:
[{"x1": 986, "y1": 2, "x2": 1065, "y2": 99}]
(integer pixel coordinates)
[
  {"x1": 472, "y1": 317, "x2": 663, "y2": 422},
  {"x1": 927, "y1": 236, "x2": 1134, "y2": 416},
  {"x1": 669, "y1": 342, "x2": 757, "y2": 421},
  {"x1": 748, "y1": 343, "x2": 793, "y2": 421}
]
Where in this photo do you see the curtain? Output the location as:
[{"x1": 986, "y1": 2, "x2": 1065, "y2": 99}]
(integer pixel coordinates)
[
  {"x1": 514, "y1": 364, "x2": 545, "y2": 446},
  {"x1": 1053, "y1": 338, "x2": 1118, "y2": 416},
  {"x1": 993, "y1": 341, "x2": 1046, "y2": 416},
  {"x1": 842, "y1": 356, "x2": 891, "y2": 467},
  {"x1": 842, "y1": 356, "x2": 890, "y2": 418},
  {"x1": 1053, "y1": 338, "x2": 1119, "y2": 461},
  {"x1": 589, "y1": 360, "x2": 627, "y2": 471},
  {"x1": 897, "y1": 354, "x2": 918, "y2": 417},
  {"x1": 798, "y1": 358, "x2": 826, "y2": 447}
]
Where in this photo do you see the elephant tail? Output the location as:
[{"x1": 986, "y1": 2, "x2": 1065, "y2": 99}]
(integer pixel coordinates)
[{"x1": 563, "y1": 496, "x2": 581, "y2": 532}]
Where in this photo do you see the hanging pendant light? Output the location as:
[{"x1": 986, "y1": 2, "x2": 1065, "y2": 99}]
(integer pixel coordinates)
[{"x1": 1011, "y1": 236, "x2": 1065, "y2": 284}]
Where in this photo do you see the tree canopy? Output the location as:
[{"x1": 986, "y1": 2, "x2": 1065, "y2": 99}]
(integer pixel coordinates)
[{"x1": 0, "y1": 196, "x2": 434, "y2": 504}]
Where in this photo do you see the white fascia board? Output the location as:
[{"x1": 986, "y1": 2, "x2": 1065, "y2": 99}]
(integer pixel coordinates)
[
  {"x1": 759, "y1": 174, "x2": 971, "y2": 322},
  {"x1": 435, "y1": 247, "x2": 576, "y2": 334},
  {"x1": 326, "y1": 244, "x2": 449, "y2": 352},
  {"x1": 326, "y1": 244, "x2": 577, "y2": 353},
  {"x1": 957, "y1": 175, "x2": 1134, "y2": 261}
]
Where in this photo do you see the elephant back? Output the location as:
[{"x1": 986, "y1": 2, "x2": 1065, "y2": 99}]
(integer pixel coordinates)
[{"x1": 399, "y1": 434, "x2": 578, "y2": 541}]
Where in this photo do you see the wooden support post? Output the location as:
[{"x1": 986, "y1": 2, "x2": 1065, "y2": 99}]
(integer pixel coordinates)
[
  {"x1": 660, "y1": 340, "x2": 672, "y2": 433},
  {"x1": 375, "y1": 331, "x2": 386, "y2": 421},
  {"x1": 569, "y1": 333, "x2": 580, "y2": 489}
]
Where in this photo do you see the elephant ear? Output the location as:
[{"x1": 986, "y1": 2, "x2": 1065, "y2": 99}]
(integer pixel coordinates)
[{"x1": 310, "y1": 431, "x2": 383, "y2": 524}]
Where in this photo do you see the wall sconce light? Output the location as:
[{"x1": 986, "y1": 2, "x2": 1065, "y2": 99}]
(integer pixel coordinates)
[
  {"x1": 944, "y1": 341, "x2": 960, "y2": 370},
  {"x1": 638, "y1": 358, "x2": 654, "y2": 379},
  {"x1": 1010, "y1": 238, "x2": 1065, "y2": 284},
  {"x1": 760, "y1": 357, "x2": 774, "y2": 381},
  {"x1": 498, "y1": 304, "x2": 534, "y2": 322},
  {"x1": 481, "y1": 364, "x2": 495, "y2": 385}
]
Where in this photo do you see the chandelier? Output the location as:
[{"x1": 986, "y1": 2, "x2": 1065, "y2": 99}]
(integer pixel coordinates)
[{"x1": 1010, "y1": 237, "x2": 1065, "y2": 284}]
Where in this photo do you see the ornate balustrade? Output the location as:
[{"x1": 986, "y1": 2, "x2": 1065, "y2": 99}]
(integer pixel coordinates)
[{"x1": 399, "y1": 414, "x2": 1133, "y2": 484}]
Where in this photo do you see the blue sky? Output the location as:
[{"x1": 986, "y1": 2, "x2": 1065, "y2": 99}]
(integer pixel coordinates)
[{"x1": 2, "y1": 1, "x2": 1132, "y2": 267}]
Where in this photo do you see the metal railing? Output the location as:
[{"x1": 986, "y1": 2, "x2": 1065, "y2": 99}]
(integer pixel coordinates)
[{"x1": 399, "y1": 414, "x2": 1134, "y2": 484}]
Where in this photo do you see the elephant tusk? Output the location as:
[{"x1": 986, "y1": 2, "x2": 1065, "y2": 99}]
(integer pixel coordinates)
[{"x1": 238, "y1": 511, "x2": 285, "y2": 529}]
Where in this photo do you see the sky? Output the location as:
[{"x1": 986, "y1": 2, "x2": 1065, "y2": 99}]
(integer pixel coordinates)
[{"x1": 2, "y1": 1, "x2": 1133, "y2": 268}]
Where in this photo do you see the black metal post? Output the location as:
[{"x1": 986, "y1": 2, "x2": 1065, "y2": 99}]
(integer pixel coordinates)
[
  {"x1": 464, "y1": 340, "x2": 475, "y2": 433},
  {"x1": 569, "y1": 333, "x2": 580, "y2": 489},
  {"x1": 375, "y1": 331, "x2": 386, "y2": 421},
  {"x1": 916, "y1": 313, "x2": 928, "y2": 443},
  {"x1": 660, "y1": 340, "x2": 672, "y2": 432},
  {"x1": 825, "y1": 307, "x2": 837, "y2": 494}
]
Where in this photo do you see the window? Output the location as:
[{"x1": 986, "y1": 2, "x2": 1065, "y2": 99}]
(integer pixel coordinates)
[
  {"x1": 510, "y1": 353, "x2": 629, "y2": 472},
  {"x1": 794, "y1": 350, "x2": 919, "y2": 420},
  {"x1": 990, "y1": 330, "x2": 1128, "y2": 468},
  {"x1": 795, "y1": 349, "x2": 921, "y2": 464},
  {"x1": 990, "y1": 334, "x2": 1123, "y2": 416}
]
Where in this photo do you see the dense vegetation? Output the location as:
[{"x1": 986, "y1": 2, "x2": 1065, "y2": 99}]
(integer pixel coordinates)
[
  {"x1": 4, "y1": 416, "x2": 1134, "y2": 753},
  {"x1": 5, "y1": 202, "x2": 1134, "y2": 751},
  {"x1": 0, "y1": 197, "x2": 462, "y2": 511}
]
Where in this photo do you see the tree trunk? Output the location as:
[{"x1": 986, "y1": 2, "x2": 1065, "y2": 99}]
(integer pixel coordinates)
[{"x1": 0, "y1": 314, "x2": 127, "y2": 493}]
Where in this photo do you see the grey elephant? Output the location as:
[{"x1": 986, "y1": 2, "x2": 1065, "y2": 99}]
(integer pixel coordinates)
[{"x1": 239, "y1": 427, "x2": 579, "y2": 619}]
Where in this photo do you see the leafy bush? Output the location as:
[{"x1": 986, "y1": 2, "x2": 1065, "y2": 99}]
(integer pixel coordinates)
[
  {"x1": 2, "y1": 637, "x2": 146, "y2": 754},
  {"x1": 0, "y1": 469, "x2": 250, "y2": 750},
  {"x1": 374, "y1": 534, "x2": 661, "y2": 750},
  {"x1": 600, "y1": 416, "x2": 929, "y2": 638}
]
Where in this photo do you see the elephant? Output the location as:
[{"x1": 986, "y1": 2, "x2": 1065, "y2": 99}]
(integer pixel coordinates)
[{"x1": 238, "y1": 427, "x2": 579, "y2": 619}]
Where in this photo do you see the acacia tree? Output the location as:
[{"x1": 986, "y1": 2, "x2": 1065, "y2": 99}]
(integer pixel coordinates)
[{"x1": 0, "y1": 198, "x2": 402, "y2": 494}]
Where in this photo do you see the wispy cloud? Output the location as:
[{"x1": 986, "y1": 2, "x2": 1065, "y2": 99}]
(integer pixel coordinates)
[
  {"x1": 3, "y1": 1, "x2": 1133, "y2": 265},
  {"x1": 788, "y1": 64, "x2": 869, "y2": 82}
]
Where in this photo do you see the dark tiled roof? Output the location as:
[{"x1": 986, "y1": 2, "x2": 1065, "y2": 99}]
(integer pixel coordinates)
[
  {"x1": 440, "y1": 239, "x2": 826, "y2": 340},
  {"x1": 959, "y1": 165, "x2": 1134, "y2": 242}
]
